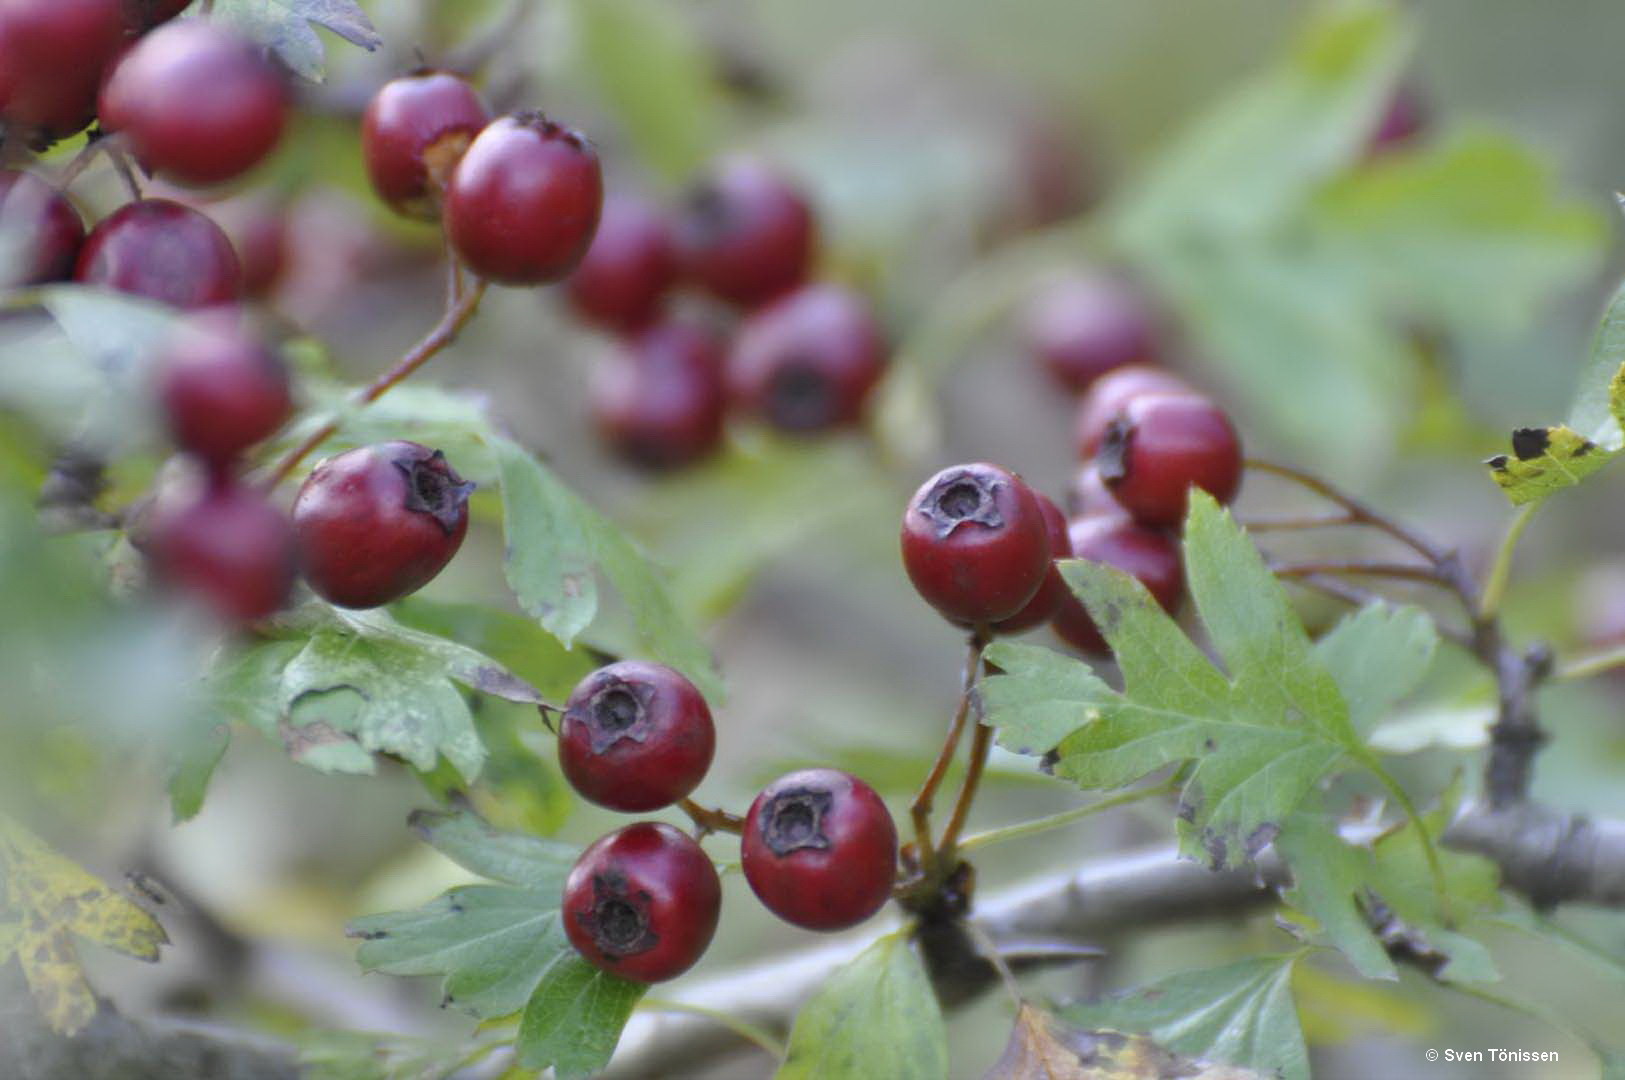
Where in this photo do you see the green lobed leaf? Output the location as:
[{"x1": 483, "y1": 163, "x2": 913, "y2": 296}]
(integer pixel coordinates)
[
  {"x1": 1057, "y1": 956, "x2": 1309, "y2": 1080},
  {"x1": 1485, "y1": 422, "x2": 1614, "y2": 506},
  {"x1": 775, "y1": 931, "x2": 947, "y2": 1080},
  {"x1": 490, "y1": 435, "x2": 722, "y2": 701},
  {"x1": 567, "y1": 0, "x2": 730, "y2": 182},
  {"x1": 350, "y1": 810, "x2": 590, "y2": 1019},
  {"x1": 1276, "y1": 786, "x2": 1500, "y2": 985},
  {"x1": 516, "y1": 947, "x2": 647, "y2": 1079},
  {"x1": 405, "y1": 807, "x2": 575, "y2": 892},
  {"x1": 1313, "y1": 603, "x2": 1438, "y2": 735},
  {"x1": 1275, "y1": 814, "x2": 1396, "y2": 981},
  {"x1": 987, "y1": 493, "x2": 1394, "y2": 869},
  {"x1": 210, "y1": 0, "x2": 381, "y2": 83},
  {"x1": 980, "y1": 641, "x2": 1114, "y2": 759},
  {"x1": 393, "y1": 597, "x2": 599, "y2": 703}
]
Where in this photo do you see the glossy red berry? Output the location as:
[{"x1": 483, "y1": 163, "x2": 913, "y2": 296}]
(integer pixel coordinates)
[
  {"x1": 901, "y1": 462, "x2": 1051, "y2": 625},
  {"x1": 0, "y1": 0, "x2": 125, "y2": 145},
  {"x1": 557, "y1": 661, "x2": 715, "y2": 812},
  {"x1": 1022, "y1": 273, "x2": 1158, "y2": 392},
  {"x1": 1051, "y1": 514, "x2": 1184, "y2": 654},
  {"x1": 100, "y1": 21, "x2": 288, "y2": 186},
  {"x1": 565, "y1": 194, "x2": 678, "y2": 332},
  {"x1": 292, "y1": 441, "x2": 473, "y2": 609},
  {"x1": 0, "y1": 170, "x2": 84, "y2": 285},
  {"x1": 149, "y1": 481, "x2": 296, "y2": 625},
  {"x1": 157, "y1": 311, "x2": 291, "y2": 467},
  {"x1": 992, "y1": 492, "x2": 1071, "y2": 635},
  {"x1": 361, "y1": 71, "x2": 488, "y2": 221},
  {"x1": 590, "y1": 318, "x2": 725, "y2": 470},
  {"x1": 1073, "y1": 364, "x2": 1191, "y2": 459},
  {"x1": 1098, "y1": 393, "x2": 1243, "y2": 529},
  {"x1": 676, "y1": 156, "x2": 814, "y2": 308},
  {"x1": 562, "y1": 822, "x2": 721, "y2": 983},
  {"x1": 727, "y1": 283, "x2": 886, "y2": 433},
  {"x1": 1067, "y1": 463, "x2": 1128, "y2": 519},
  {"x1": 75, "y1": 199, "x2": 243, "y2": 308},
  {"x1": 742, "y1": 768, "x2": 897, "y2": 931},
  {"x1": 444, "y1": 113, "x2": 603, "y2": 285}
]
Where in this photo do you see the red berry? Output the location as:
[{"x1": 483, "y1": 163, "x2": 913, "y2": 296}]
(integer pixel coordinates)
[
  {"x1": 676, "y1": 156, "x2": 814, "y2": 308},
  {"x1": 157, "y1": 311, "x2": 291, "y2": 466},
  {"x1": 361, "y1": 71, "x2": 488, "y2": 221},
  {"x1": 992, "y1": 492, "x2": 1071, "y2": 635},
  {"x1": 444, "y1": 113, "x2": 603, "y2": 285},
  {"x1": 742, "y1": 768, "x2": 896, "y2": 931},
  {"x1": 565, "y1": 194, "x2": 678, "y2": 332},
  {"x1": 1097, "y1": 393, "x2": 1243, "y2": 529},
  {"x1": 75, "y1": 199, "x2": 243, "y2": 308},
  {"x1": 901, "y1": 462, "x2": 1052, "y2": 625},
  {"x1": 557, "y1": 661, "x2": 715, "y2": 812},
  {"x1": 562, "y1": 822, "x2": 721, "y2": 983},
  {"x1": 0, "y1": 169, "x2": 84, "y2": 285},
  {"x1": 1067, "y1": 463, "x2": 1128, "y2": 519},
  {"x1": 292, "y1": 441, "x2": 473, "y2": 609},
  {"x1": 0, "y1": 0, "x2": 125, "y2": 145},
  {"x1": 590, "y1": 318, "x2": 725, "y2": 470},
  {"x1": 216, "y1": 198, "x2": 288, "y2": 298},
  {"x1": 150, "y1": 480, "x2": 296, "y2": 625},
  {"x1": 1051, "y1": 514, "x2": 1183, "y2": 654},
  {"x1": 727, "y1": 283, "x2": 886, "y2": 433},
  {"x1": 100, "y1": 21, "x2": 288, "y2": 186},
  {"x1": 1073, "y1": 364, "x2": 1191, "y2": 459},
  {"x1": 1022, "y1": 273, "x2": 1157, "y2": 393}
]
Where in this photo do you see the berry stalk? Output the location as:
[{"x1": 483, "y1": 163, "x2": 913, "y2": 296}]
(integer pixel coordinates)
[{"x1": 261, "y1": 279, "x2": 487, "y2": 489}]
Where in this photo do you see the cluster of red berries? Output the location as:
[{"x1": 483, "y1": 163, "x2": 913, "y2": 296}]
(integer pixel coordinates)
[
  {"x1": 139, "y1": 304, "x2": 474, "y2": 624},
  {"x1": 901, "y1": 273, "x2": 1242, "y2": 653},
  {"x1": 557, "y1": 660, "x2": 897, "y2": 983},
  {"x1": 567, "y1": 160, "x2": 886, "y2": 470},
  {"x1": 0, "y1": 1, "x2": 292, "y2": 304}
]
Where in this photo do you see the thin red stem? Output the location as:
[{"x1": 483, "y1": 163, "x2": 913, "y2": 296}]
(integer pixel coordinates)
[
  {"x1": 909, "y1": 631, "x2": 987, "y2": 877},
  {"x1": 679, "y1": 798, "x2": 745, "y2": 839},
  {"x1": 260, "y1": 281, "x2": 487, "y2": 489}
]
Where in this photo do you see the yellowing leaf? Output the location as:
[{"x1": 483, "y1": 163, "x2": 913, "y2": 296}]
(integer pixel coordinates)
[
  {"x1": 0, "y1": 817, "x2": 166, "y2": 1034},
  {"x1": 1484, "y1": 423, "x2": 1612, "y2": 505},
  {"x1": 985, "y1": 1005, "x2": 1270, "y2": 1080}
]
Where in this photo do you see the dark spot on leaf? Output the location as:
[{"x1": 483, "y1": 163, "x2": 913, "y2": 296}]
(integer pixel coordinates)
[
  {"x1": 1202, "y1": 830, "x2": 1227, "y2": 868},
  {"x1": 1510, "y1": 427, "x2": 1550, "y2": 461},
  {"x1": 1574, "y1": 439, "x2": 1598, "y2": 458},
  {"x1": 1485, "y1": 455, "x2": 1509, "y2": 472},
  {"x1": 448, "y1": 898, "x2": 464, "y2": 914},
  {"x1": 1038, "y1": 750, "x2": 1059, "y2": 775},
  {"x1": 347, "y1": 929, "x2": 389, "y2": 940},
  {"x1": 1203, "y1": 738, "x2": 1215, "y2": 752},
  {"x1": 1176, "y1": 800, "x2": 1196, "y2": 823},
  {"x1": 1245, "y1": 822, "x2": 1280, "y2": 858}
]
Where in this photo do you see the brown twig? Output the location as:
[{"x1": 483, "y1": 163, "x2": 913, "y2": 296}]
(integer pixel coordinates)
[
  {"x1": 909, "y1": 631, "x2": 987, "y2": 879},
  {"x1": 260, "y1": 280, "x2": 487, "y2": 489},
  {"x1": 1249, "y1": 458, "x2": 1549, "y2": 806},
  {"x1": 678, "y1": 798, "x2": 745, "y2": 839},
  {"x1": 1237, "y1": 512, "x2": 1360, "y2": 532},
  {"x1": 1269, "y1": 559, "x2": 1451, "y2": 587},
  {"x1": 938, "y1": 713, "x2": 992, "y2": 859}
]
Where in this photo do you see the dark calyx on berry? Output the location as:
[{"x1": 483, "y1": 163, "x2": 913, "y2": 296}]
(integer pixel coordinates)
[
  {"x1": 396, "y1": 449, "x2": 476, "y2": 534},
  {"x1": 922, "y1": 470, "x2": 1004, "y2": 538},
  {"x1": 759, "y1": 787, "x2": 834, "y2": 856},
  {"x1": 578, "y1": 677, "x2": 654, "y2": 754},
  {"x1": 579, "y1": 872, "x2": 658, "y2": 958}
]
